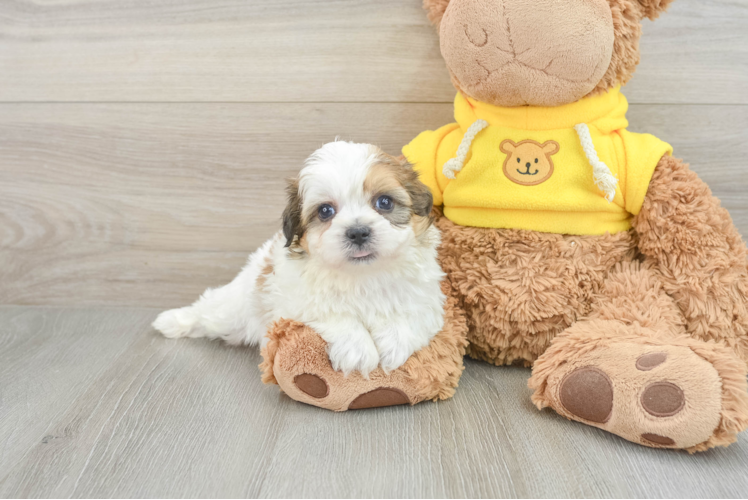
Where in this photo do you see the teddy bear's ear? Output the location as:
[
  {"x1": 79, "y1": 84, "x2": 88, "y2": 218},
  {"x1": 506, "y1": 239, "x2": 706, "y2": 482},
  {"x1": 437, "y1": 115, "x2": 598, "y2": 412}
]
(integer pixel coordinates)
[
  {"x1": 635, "y1": 0, "x2": 676, "y2": 20},
  {"x1": 500, "y1": 140, "x2": 516, "y2": 154},
  {"x1": 423, "y1": 0, "x2": 451, "y2": 28},
  {"x1": 542, "y1": 141, "x2": 560, "y2": 155}
]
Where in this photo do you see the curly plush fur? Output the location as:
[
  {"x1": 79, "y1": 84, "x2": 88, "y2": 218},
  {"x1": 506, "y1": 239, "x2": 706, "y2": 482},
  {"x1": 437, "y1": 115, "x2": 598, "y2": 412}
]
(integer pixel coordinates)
[
  {"x1": 435, "y1": 206, "x2": 637, "y2": 365},
  {"x1": 634, "y1": 155, "x2": 748, "y2": 364}
]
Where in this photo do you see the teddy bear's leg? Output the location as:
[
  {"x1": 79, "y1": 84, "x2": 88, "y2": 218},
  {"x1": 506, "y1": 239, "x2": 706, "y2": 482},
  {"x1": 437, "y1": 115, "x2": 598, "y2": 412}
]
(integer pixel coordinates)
[
  {"x1": 634, "y1": 155, "x2": 748, "y2": 364},
  {"x1": 258, "y1": 281, "x2": 469, "y2": 411},
  {"x1": 529, "y1": 262, "x2": 748, "y2": 451}
]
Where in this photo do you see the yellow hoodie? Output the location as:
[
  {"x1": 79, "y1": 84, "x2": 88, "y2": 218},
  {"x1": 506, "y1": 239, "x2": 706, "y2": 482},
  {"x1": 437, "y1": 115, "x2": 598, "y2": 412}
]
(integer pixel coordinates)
[{"x1": 403, "y1": 87, "x2": 672, "y2": 235}]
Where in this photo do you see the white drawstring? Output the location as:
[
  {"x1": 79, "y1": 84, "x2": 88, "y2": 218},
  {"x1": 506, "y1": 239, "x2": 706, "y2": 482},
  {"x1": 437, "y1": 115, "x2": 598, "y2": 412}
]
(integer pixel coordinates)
[
  {"x1": 442, "y1": 119, "x2": 488, "y2": 179},
  {"x1": 574, "y1": 123, "x2": 618, "y2": 203}
]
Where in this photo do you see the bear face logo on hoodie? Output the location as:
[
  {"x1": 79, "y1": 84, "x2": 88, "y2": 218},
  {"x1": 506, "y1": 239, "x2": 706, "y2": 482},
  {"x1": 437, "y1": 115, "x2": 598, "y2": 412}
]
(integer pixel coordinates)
[{"x1": 500, "y1": 139, "x2": 560, "y2": 186}]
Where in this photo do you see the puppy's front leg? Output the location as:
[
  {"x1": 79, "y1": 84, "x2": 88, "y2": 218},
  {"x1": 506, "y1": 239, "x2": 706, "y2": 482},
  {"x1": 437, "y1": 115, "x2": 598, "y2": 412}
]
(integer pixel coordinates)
[
  {"x1": 309, "y1": 317, "x2": 380, "y2": 378},
  {"x1": 371, "y1": 320, "x2": 425, "y2": 373}
]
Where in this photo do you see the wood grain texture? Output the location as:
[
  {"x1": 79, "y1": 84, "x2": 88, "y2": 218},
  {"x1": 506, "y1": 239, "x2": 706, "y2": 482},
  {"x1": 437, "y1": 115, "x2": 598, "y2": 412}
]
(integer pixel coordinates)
[
  {"x1": 0, "y1": 306, "x2": 747, "y2": 498},
  {"x1": 1, "y1": 102, "x2": 746, "y2": 308},
  {"x1": 0, "y1": 0, "x2": 746, "y2": 104}
]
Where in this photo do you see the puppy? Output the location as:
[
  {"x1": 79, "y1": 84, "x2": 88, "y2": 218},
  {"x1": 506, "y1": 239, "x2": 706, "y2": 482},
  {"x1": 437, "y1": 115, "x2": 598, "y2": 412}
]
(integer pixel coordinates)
[{"x1": 153, "y1": 141, "x2": 445, "y2": 376}]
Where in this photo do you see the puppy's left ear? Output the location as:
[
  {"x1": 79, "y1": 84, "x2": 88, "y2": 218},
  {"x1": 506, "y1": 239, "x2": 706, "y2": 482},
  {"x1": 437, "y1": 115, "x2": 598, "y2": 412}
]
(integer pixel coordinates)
[
  {"x1": 282, "y1": 178, "x2": 303, "y2": 248},
  {"x1": 400, "y1": 159, "x2": 433, "y2": 218},
  {"x1": 635, "y1": 0, "x2": 675, "y2": 20}
]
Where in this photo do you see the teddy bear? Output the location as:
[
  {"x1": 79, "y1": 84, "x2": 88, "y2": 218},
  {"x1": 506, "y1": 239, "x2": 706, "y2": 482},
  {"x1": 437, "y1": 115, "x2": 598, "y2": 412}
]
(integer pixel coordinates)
[{"x1": 261, "y1": 0, "x2": 748, "y2": 452}]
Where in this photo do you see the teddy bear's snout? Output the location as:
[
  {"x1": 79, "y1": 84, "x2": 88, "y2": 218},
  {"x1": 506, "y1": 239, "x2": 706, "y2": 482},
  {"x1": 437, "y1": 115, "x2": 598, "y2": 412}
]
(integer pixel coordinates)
[{"x1": 439, "y1": 0, "x2": 615, "y2": 107}]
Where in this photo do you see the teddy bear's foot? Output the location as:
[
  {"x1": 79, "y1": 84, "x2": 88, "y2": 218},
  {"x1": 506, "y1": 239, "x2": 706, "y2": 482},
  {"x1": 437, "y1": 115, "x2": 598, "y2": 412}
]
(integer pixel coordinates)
[
  {"x1": 259, "y1": 320, "x2": 466, "y2": 411},
  {"x1": 259, "y1": 282, "x2": 469, "y2": 411},
  {"x1": 529, "y1": 319, "x2": 748, "y2": 452},
  {"x1": 259, "y1": 322, "x2": 415, "y2": 411}
]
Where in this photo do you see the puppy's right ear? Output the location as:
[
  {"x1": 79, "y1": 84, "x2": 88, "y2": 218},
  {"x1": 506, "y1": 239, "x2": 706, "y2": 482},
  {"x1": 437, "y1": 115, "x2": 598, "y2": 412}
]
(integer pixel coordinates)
[
  {"x1": 423, "y1": 0, "x2": 451, "y2": 29},
  {"x1": 282, "y1": 178, "x2": 303, "y2": 248}
]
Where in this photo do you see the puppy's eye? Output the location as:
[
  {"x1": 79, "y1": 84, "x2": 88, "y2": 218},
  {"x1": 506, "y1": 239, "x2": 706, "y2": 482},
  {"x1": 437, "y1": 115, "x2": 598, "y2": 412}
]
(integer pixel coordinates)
[
  {"x1": 535, "y1": 158, "x2": 539, "y2": 163},
  {"x1": 318, "y1": 204, "x2": 336, "y2": 221},
  {"x1": 517, "y1": 157, "x2": 521, "y2": 163},
  {"x1": 375, "y1": 195, "x2": 394, "y2": 212}
]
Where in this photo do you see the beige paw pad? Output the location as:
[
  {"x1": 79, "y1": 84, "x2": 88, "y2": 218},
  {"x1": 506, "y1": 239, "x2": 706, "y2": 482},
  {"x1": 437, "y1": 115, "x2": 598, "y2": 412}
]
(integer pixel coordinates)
[{"x1": 546, "y1": 342, "x2": 723, "y2": 449}]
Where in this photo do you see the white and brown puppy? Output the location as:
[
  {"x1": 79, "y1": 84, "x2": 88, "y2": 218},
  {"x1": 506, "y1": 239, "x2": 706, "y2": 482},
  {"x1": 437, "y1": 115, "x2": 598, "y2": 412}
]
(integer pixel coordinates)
[{"x1": 153, "y1": 141, "x2": 445, "y2": 376}]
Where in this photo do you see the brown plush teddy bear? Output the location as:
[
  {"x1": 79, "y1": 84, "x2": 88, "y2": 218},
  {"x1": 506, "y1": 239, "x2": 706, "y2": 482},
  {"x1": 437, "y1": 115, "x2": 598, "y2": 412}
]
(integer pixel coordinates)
[{"x1": 262, "y1": 0, "x2": 748, "y2": 452}]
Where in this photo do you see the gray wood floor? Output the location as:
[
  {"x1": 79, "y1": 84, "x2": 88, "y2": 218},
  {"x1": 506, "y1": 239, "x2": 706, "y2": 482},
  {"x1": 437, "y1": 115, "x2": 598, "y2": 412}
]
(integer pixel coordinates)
[
  {"x1": 2, "y1": 0, "x2": 748, "y2": 497},
  {"x1": 1, "y1": 306, "x2": 748, "y2": 498}
]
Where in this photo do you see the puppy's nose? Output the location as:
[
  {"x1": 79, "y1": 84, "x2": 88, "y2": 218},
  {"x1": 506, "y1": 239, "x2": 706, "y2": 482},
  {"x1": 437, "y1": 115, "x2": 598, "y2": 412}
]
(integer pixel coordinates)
[
  {"x1": 526, "y1": 162, "x2": 532, "y2": 168},
  {"x1": 346, "y1": 226, "x2": 371, "y2": 246}
]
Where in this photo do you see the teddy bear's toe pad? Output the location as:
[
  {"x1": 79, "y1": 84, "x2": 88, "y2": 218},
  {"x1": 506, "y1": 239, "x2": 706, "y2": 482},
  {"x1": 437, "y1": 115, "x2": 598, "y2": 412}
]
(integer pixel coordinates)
[
  {"x1": 641, "y1": 382, "x2": 685, "y2": 417},
  {"x1": 636, "y1": 352, "x2": 667, "y2": 371},
  {"x1": 294, "y1": 374, "x2": 329, "y2": 399},
  {"x1": 559, "y1": 367, "x2": 613, "y2": 423},
  {"x1": 348, "y1": 388, "x2": 410, "y2": 410},
  {"x1": 641, "y1": 433, "x2": 676, "y2": 446}
]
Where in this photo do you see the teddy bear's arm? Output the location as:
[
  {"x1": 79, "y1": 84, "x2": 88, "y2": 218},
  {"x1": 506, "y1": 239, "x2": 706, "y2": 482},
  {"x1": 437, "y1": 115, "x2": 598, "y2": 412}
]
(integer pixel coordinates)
[{"x1": 633, "y1": 154, "x2": 748, "y2": 362}]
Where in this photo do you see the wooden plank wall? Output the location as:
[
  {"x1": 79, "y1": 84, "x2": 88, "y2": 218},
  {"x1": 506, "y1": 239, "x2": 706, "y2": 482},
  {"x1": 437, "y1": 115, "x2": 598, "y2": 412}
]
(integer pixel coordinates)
[{"x1": 1, "y1": 0, "x2": 747, "y2": 307}]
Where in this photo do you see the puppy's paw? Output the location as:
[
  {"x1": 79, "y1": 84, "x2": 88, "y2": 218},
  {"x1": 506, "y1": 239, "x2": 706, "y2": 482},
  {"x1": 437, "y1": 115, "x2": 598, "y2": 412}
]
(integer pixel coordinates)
[
  {"x1": 379, "y1": 346, "x2": 413, "y2": 373},
  {"x1": 327, "y1": 335, "x2": 380, "y2": 378},
  {"x1": 373, "y1": 323, "x2": 422, "y2": 373},
  {"x1": 153, "y1": 307, "x2": 199, "y2": 339}
]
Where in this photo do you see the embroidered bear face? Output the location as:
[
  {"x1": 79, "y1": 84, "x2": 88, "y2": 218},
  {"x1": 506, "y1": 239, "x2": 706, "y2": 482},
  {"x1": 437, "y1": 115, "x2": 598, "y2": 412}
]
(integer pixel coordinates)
[{"x1": 500, "y1": 139, "x2": 560, "y2": 186}]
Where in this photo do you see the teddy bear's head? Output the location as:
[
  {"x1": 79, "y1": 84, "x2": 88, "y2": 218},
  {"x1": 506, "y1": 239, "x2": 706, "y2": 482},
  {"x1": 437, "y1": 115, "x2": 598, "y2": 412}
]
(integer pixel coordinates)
[{"x1": 424, "y1": 0, "x2": 674, "y2": 107}]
